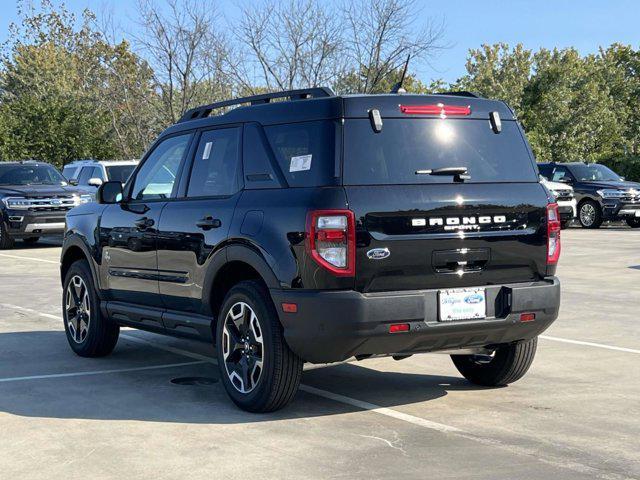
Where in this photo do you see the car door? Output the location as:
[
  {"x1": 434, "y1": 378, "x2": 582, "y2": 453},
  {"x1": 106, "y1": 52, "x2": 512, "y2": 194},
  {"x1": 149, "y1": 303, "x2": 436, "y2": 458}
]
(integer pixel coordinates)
[
  {"x1": 99, "y1": 133, "x2": 193, "y2": 309},
  {"x1": 157, "y1": 126, "x2": 243, "y2": 317}
]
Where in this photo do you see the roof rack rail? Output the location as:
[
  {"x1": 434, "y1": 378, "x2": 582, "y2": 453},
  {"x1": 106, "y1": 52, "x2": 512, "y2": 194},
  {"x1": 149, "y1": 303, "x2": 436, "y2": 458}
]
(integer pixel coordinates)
[
  {"x1": 178, "y1": 87, "x2": 335, "y2": 123},
  {"x1": 437, "y1": 91, "x2": 482, "y2": 98}
]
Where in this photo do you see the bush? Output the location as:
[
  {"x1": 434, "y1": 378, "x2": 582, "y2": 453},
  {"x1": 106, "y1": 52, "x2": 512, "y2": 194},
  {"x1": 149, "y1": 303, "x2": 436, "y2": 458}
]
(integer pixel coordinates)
[{"x1": 599, "y1": 157, "x2": 640, "y2": 182}]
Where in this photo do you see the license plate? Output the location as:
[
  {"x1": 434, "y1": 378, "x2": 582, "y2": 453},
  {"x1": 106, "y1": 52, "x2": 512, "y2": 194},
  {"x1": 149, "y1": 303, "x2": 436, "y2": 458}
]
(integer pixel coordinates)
[{"x1": 439, "y1": 288, "x2": 486, "y2": 321}]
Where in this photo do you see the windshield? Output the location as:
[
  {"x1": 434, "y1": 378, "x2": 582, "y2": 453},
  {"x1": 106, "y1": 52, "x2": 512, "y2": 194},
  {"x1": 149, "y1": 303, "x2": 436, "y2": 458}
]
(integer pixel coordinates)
[
  {"x1": 0, "y1": 164, "x2": 67, "y2": 186},
  {"x1": 343, "y1": 119, "x2": 537, "y2": 185},
  {"x1": 106, "y1": 164, "x2": 137, "y2": 184},
  {"x1": 568, "y1": 164, "x2": 621, "y2": 182}
]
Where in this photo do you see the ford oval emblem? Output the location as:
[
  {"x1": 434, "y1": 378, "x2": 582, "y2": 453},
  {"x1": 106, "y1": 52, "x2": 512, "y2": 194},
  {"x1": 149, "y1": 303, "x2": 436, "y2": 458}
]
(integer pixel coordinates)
[
  {"x1": 367, "y1": 248, "x2": 390, "y2": 260},
  {"x1": 464, "y1": 294, "x2": 483, "y2": 304}
]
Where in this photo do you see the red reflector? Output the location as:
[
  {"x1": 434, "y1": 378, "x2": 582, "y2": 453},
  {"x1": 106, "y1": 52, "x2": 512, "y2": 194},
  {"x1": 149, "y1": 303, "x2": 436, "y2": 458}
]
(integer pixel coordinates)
[
  {"x1": 317, "y1": 230, "x2": 346, "y2": 242},
  {"x1": 520, "y1": 313, "x2": 536, "y2": 322},
  {"x1": 400, "y1": 104, "x2": 471, "y2": 116},
  {"x1": 281, "y1": 303, "x2": 298, "y2": 313},
  {"x1": 389, "y1": 323, "x2": 409, "y2": 333}
]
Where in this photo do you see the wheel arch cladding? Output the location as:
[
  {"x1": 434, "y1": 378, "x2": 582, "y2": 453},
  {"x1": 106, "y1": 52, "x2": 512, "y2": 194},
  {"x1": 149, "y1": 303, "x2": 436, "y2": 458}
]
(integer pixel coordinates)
[
  {"x1": 60, "y1": 237, "x2": 99, "y2": 291},
  {"x1": 205, "y1": 244, "x2": 280, "y2": 321}
]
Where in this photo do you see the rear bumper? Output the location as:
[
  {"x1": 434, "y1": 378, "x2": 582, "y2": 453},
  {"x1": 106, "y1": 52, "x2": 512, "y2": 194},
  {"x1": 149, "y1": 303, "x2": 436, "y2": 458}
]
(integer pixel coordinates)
[
  {"x1": 2, "y1": 209, "x2": 67, "y2": 237},
  {"x1": 272, "y1": 277, "x2": 560, "y2": 363}
]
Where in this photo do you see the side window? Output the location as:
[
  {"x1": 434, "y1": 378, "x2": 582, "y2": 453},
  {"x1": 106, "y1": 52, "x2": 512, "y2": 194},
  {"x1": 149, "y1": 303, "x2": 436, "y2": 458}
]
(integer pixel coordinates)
[
  {"x1": 62, "y1": 165, "x2": 77, "y2": 180},
  {"x1": 131, "y1": 134, "x2": 191, "y2": 201},
  {"x1": 264, "y1": 121, "x2": 338, "y2": 187},
  {"x1": 538, "y1": 164, "x2": 552, "y2": 180},
  {"x1": 552, "y1": 166, "x2": 570, "y2": 182},
  {"x1": 77, "y1": 167, "x2": 95, "y2": 185},
  {"x1": 187, "y1": 127, "x2": 241, "y2": 197}
]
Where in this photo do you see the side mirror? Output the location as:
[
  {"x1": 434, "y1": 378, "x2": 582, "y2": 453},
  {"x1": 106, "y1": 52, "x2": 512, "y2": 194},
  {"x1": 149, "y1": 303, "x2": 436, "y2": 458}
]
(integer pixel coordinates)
[
  {"x1": 620, "y1": 176, "x2": 625, "y2": 181},
  {"x1": 68, "y1": 178, "x2": 79, "y2": 186},
  {"x1": 558, "y1": 176, "x2": 572, "y2": 184},
  {"x1": 97, "y1": 181, "x2": 123, "y2": 204},
  {"x1": 88, "y1": 177, "x2": 104, "y2": 187}
]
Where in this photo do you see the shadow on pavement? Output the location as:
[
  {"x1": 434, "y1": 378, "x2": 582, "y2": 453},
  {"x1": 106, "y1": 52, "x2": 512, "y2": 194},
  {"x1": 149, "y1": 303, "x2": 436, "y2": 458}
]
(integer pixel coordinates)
[{"x1": 0, "y1": 330, "x2": 479, "y2": 424}]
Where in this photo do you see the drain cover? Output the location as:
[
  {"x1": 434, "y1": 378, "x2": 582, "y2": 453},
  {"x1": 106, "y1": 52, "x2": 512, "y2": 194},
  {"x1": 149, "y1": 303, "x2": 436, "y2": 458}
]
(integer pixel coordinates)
[{"x1": 171, "y1": 376, "x2": 218, "y2": 386}]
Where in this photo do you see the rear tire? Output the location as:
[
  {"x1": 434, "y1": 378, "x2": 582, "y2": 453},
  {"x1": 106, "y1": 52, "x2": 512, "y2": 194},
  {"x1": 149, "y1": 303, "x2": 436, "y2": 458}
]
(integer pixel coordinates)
[
  {"x1": 216, "y1": 280, "x2": 303, "y2": 413},
  {"x1": 62, "y1": 259, "x2": 119, "y2": 357},
  {"x1": 578, "y1": 200, "x2": 602, "y2": 228},
  {"x1": 0, "y1": 221, "x2": 15, "y2": 249},
  {"x1": 626, "y1": 218, "x2": 640, "y2": 228},
  {"x1": 451, "y1": 337, "x2": 538, "y2": 387}
]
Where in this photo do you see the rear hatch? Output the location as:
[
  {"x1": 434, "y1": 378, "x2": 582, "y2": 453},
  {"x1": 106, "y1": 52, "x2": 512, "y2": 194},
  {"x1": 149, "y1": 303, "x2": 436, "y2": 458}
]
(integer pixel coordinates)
[{"x1": 342, "y1": 96, "x2": 550, "y2": 293}]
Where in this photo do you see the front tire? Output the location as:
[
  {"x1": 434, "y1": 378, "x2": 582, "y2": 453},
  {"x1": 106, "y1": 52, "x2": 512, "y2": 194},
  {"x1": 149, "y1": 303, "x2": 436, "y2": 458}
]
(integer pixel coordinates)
[
  {"x1": 0, "y1": 221, "x2": 15, "y2": 249},
  {"x1": 216, "y1": 280, "x2": 303, "y2": 413},
  {"x1": 578, "y1": 200, "x2": 602, "y2": 228},
  {"x1": 62, "y1": 260, "x2": 119, "y2": 357},
  {"x1": 451, "y1": 337, "x2": 538, "y2": 387},
  {"x1": 626, "y1": 218, "x2": 640, "y2": 228}
]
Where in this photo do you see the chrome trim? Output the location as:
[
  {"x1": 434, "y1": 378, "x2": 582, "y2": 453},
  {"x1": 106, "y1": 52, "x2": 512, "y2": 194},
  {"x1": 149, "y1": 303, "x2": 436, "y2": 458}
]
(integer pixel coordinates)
[
  {"x1": 3, "y1": 196, "x2": 77, "y2": 210},
  {"x1": 24, "y1": 222, "x2": 66, "y2": 232}
]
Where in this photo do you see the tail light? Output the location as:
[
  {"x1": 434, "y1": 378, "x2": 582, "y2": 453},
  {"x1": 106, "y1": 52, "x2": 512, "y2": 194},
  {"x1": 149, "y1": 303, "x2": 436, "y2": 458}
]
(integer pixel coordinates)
[
  {"x1": 546, "y1": 203, "x2": 561, "y2": 265},
  {"x1": 306, "y1": 210, "x2": 356, "y2": 276},
  {"x1": 400, "y1": 104, "x2": 471, "y2": 116}
]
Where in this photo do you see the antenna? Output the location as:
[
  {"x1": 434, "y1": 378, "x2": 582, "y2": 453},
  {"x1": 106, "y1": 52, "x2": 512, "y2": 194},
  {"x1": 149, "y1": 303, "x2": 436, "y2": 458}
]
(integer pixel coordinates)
[{"x1": 390, "y1": 54, "x2": 411, "y2": 94}]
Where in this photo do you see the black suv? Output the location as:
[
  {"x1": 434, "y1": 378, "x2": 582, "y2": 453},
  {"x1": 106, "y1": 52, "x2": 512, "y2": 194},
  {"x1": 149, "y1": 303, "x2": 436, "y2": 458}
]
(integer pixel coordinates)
[
  {"x1": 538, "y1": 162, "x2": 640, "y2": 228},
  {"x1": 61, "y1": 88, "x2": 561, "y2": 412},
  {"x1": 0, "y1": 161, "x2": 92, "y2": 249}
]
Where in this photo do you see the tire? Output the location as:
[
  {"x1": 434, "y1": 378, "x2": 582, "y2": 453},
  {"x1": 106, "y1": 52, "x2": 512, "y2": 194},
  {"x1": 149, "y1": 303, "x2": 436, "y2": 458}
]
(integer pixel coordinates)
[
  {"x1": 216, "y1": 280, "x2": 303, "y2": 413},
  {"x1": 560, "y1": 220, "x2": 570, "y2": 229},
  {"x1": 578, "y1": 200, "x2": 602, "y2": 228},
  {"x1": 451, "y1": 337, "x2": 538, "y2": 387},
  {"x1": 626, "y1": 218, "x2": 640, "y2": 228},
  {"x1": 0, "y1": 221, "x2": 15, "y2": 249},
  {"x1": 22, "y1": 237, "x2": 40, "y2": 244},
  {"x1": 62, "y1": 259, "x2": 119, "y2": 357}
]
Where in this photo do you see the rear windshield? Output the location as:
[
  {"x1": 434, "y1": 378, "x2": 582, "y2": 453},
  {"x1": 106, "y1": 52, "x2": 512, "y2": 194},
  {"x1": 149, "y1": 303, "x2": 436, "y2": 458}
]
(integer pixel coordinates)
[
  {"x1": 106, "y1": 164, "x2": 137, "y2": 183},
  {"x1": 343, "y1": 119, "x2": 537, "y2": 185}
]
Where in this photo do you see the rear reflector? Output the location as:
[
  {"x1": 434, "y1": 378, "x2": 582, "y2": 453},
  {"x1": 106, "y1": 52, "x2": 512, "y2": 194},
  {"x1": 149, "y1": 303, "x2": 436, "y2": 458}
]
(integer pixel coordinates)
[
  {"x1": 520, "y1": 313, "x2": 536, "y2": 322},
  {"x1": 389, "y1": 323, "x2": 410, "y2": 333},
  {"x1": 400, "y1": 104, "x2": 471, "y2": 116},
  {"x1": 281, "y1": 303, "x2": 298, "y2": 313}
]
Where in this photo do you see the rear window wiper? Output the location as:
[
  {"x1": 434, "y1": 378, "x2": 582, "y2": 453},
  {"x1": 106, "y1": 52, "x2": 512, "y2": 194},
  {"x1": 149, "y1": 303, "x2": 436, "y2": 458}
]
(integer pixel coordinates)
[{"x1": 415, "y1": 166, "x2": 470, "y2": 182}]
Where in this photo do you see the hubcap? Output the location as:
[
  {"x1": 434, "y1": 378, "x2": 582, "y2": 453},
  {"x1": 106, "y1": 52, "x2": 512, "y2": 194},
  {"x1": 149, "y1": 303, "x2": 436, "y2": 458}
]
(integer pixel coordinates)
[
  {"x1": 222, "y1": 302, "x2": 264, "y2": 394},
  {"x1": 580, "y1": 203, "x2": 596, "y2": 226},
  {"x1": 65, "y1": 275, "x2": 90, "y2": 344}
]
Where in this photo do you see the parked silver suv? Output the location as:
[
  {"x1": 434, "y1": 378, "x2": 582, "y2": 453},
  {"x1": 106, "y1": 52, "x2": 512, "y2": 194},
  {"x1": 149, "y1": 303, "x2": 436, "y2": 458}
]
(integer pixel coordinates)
[{"x1": 62, "y1": 160, "x2": 139, "y2": 190}]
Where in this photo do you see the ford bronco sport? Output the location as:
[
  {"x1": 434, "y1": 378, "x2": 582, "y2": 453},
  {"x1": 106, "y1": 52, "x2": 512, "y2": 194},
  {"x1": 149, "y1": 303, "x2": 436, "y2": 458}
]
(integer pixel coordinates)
[{"x1": 61, "y1": 88, "x2": 561, "y2": 412}]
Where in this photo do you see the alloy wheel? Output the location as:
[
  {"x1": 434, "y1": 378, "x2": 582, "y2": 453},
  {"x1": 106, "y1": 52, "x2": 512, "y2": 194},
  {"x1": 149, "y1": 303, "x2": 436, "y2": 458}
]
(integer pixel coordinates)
[
  {"x1": 65, "y1": 275, "x2": 91, "y2": 344},
  {"x1": 580, "y1": 203, "x2": 596, "y2": 226},
  {"x1": 222, "y1": 302, "x2": 264, "y2": 394}
]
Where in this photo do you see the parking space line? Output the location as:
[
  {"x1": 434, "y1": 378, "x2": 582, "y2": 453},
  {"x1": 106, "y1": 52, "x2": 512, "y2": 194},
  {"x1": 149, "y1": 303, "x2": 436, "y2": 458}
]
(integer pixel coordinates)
[
  {"x1": 0, "y1": 303, "x2": 61, "y2": 320},
  {"x1": 540, "y1": 335, "x2": 640, "y2": 354},
  {"x1": 0, "y1": 360, "x2": 205, "y2": 383},
  {"x1": 0, "y1": 253, "x2": 58, "y2": 264}
]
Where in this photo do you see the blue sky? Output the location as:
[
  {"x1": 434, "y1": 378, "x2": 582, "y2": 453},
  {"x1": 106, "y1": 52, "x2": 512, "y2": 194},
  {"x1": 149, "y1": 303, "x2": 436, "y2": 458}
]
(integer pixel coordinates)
[{"x1": 1, "y1": 0, "x2": 638, "y2": 83}]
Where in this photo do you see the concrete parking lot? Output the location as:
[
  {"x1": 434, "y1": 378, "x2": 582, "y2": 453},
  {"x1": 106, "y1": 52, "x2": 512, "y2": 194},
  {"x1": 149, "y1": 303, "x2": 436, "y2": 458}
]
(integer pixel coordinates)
[{"x1": 0, "y1": 229, "x2": 639, "y2": 480}]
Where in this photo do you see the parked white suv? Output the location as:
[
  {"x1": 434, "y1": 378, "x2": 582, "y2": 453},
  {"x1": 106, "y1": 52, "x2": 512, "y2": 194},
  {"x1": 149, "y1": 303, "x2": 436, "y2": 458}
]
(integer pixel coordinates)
[
  {"x1": 540, "y1": 176, "x2": 576, "y2": 228},
  {"x1": 62, "y1": 160, "x2": 138, "y2": 189}
]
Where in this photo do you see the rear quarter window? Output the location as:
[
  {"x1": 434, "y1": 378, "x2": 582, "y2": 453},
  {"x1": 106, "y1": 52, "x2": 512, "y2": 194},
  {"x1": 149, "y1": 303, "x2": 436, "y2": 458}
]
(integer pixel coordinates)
[{"x1": 264, "y1": 121, "x2": 338, "y2": 187}]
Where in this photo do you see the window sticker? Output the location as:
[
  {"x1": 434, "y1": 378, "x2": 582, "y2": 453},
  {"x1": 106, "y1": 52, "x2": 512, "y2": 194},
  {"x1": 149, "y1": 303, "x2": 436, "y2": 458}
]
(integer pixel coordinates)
[
  {"x1": 202, "y1": 141, "x2": 213, "y2": 160},
  {"x1": 290, "y1": 154, "x2": 312, "y2": 172}
]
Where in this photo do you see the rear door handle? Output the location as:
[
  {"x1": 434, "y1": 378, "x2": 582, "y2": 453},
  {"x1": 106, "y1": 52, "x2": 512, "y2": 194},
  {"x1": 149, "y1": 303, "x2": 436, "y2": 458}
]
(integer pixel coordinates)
[
  {"x1": 134, "y1": 217, "x2": 154, "y2": 230},
  {"x1": 196, "y1": 216, "x2": 222, "y2": 230}
]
